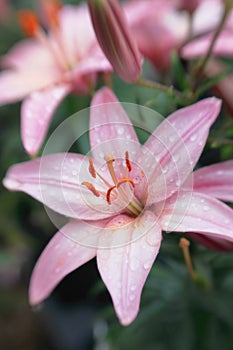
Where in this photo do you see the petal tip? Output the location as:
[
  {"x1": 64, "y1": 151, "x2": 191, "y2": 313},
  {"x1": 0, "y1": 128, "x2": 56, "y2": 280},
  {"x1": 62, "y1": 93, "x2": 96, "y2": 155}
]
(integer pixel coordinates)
[{"x1": 3, "y1": 176, "x2": 20, "y2": 190}]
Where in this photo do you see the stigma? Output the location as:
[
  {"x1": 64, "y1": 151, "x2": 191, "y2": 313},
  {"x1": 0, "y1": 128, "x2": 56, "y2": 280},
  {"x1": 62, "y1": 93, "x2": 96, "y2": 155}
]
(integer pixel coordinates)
[{"x1": 82, "y1": 151, "x2": 144, "y2": 217}]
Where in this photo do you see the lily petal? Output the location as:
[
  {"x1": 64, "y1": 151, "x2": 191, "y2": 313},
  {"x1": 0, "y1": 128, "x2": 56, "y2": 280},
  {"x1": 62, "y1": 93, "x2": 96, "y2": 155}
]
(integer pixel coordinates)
[
  {"x1": 29, "y1": 220, "x2": 98, "y2": 305},
  {"x1": 1, "y1": 39, "x2": 56, "y2": 70},
  {"x1": 90, "y1": 87, "x2": 140, "y2": 164},
  {"x1": 181, "y1": 30, "x2": 233, "y2": 59},
  {"x1": 21, "y1": 84, "x2": 71, "y2": 156},
  {"x1": 160, "y1": 191, "x2": 233, "y2": 243},
  {"x1": 140, "y1": 98, "x2": 221, "y2": 204},
  {"x1": 0, "y1": 69, "x2": 58, "y2": 105},
  {"x1": 187, "y1": 232, "x2": 233, "y2": 252},
  {"x1": 3, "y1": 153, "x2": 118, "y2": 220},
  {"x1": 97, "y1": 211, "x2": 161, "y2": 325},
  {"x1": 58, "y1": 4, "x2": 96, "y2": 65},
  {"x1": 193, "y1": 160, "x2": 233, "y2": 202}
]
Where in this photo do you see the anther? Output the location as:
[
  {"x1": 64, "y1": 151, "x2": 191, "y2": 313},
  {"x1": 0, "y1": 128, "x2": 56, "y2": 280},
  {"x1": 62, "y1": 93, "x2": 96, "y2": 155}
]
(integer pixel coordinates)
[
  {"x1": 106, "y1": 186, "x2": 116, "y2": 204},
  {"x1": 88, "y1": 157, "x2": 96, "y2": 178},
  {"x1": 42, "y1": 0, "x2": 62, "y2": 28},
  {"x1": 82, "y1": 182, "x2": 100, "y2": 197},
  {"x1": 18, "y1": 10, "x2": 39, "y2": 37},
  {"x1": 125, "y1": 151, "x2": 132, "y2": 172}
]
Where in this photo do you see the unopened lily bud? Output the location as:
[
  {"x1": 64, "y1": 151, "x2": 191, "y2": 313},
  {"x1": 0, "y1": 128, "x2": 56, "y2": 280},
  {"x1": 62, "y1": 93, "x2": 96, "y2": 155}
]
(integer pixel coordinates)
[
  {"x1": 87, "y1": 0, "x2": 141, "y2": 83},
  {"x1": 178, "y1": 0, "x2": 201, "y2": 14}
]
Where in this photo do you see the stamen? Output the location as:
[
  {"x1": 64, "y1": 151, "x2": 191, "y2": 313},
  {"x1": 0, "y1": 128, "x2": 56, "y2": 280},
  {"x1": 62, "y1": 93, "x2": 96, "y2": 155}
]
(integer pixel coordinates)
[
  {"x1": 106, "y1": 186, "x2": 116, "y2": 204},
  {"x1": 18, "y1": 10, "x2": 39, "y2": 37},
  {"x1": 125, "y1": 151, "x2": 132, "y2": 172},
  {"x1": 88, "y1": 157, "x2": 96, "y2": 178},
  {"x1": 104, "y1": 153, "x2": 118, "y2": 185},
  {"x1": 179, "y1": 238, "x2": 196, "y2": 279},
  {"x1": 43, "y1": 0, "x2": 62, "y2": 28},
  {"x1": 82, "y1": 182, "x2": 100, "y2": 197}
]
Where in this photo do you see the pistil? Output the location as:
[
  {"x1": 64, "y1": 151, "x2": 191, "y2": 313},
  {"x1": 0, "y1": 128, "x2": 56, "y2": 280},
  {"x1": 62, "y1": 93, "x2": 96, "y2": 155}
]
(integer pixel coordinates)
[{"x1": 82, "y1": 152, "x2": 144, "y2": 217}]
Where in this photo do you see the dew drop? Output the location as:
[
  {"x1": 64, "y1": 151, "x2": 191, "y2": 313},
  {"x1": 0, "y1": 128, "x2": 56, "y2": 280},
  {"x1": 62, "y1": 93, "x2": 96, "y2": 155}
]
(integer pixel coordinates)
[
  {"x1": 129, "y1": 294, "x2": 135, "y2": 301},
  {"x1": 143, "y1": 261, "x2": 151, "y2": 270},
  {"x1": 162, "y1": 166, "x2": 168, "y2": 174},
  {"x1": 190, "y1": 134, "x2": 197, "y2": 142},
  {"x1": 117, "y1": 127, "x2": 124, "y2": 135},
  {"x1": 130, "y1": 258, "x2": 139, "y2": 271},
  {"x1": 203, "y1": 205, "x2": 209, "y2": 211},
  {"x1": 169, "y1": 135, "x2": 175, "y2": 143},
  {"x1": 130, "y1": 284, "x2": 137, "y2": 291}
]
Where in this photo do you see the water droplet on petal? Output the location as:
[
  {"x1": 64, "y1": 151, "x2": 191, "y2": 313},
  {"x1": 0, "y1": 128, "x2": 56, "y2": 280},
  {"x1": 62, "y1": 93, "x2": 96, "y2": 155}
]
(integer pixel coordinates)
[
  {"x1": 130, "y1": 257, "x2": 139, "y2": 271},
  {"x1": 190, "y1": 134, "x2": 197, "y2": 142},
  {"x1": 130, "y1": 284, "x2": 137, "y2": 291},
  {"x1": 143, "y1": 261, "x2": 151, "y2": 270},
  {"x1": 117, "y1": 127, "x2": 124, "y2": 135},
  {"x1": 203, "y1": 206, "x2": 209, "y2": 211},
  {"x1": 129, "y1": 294, "x2": 135, "y2": 301}
]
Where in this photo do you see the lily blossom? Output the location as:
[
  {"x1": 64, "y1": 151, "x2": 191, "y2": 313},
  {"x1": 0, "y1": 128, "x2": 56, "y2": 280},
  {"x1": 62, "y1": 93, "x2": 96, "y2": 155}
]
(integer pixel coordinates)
[
  {"x1": 0, "y1": 2, "x2": 111, "y2": 156},
  {"x1": 3, "y1": 87, "x2": 233, "y2": 325},
  {"x1": 124, "y1": 0, "x2": 189, "y2": 71}
]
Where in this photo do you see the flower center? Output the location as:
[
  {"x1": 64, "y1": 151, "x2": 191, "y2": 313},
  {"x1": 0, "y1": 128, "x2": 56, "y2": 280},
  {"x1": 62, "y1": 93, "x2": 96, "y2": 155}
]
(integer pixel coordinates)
[
  {"x1": 18, "y1": 1, "x2": 72, "y2": 71},
  {"x1": 82, "y1": 151, "x2": 144, "y2": 217}
]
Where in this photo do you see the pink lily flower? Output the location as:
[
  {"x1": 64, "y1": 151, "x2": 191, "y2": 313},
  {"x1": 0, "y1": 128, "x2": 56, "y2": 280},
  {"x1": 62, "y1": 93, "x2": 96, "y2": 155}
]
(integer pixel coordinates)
[
  {"x1": 0, "y1": 3, "x2": 111, "y2": 156},
  {"x1": 124, "y1": 0, "x2": 228, "y2": 72},
  {"x1": 181, "y1": 0, "x2": 233, "y2": 59},
  {"x1": 124, "y1": 0, "x2": 189, "y2": 71},
  {"x1": 3, "y1": 87, "x2": 233, "y2": 325}
]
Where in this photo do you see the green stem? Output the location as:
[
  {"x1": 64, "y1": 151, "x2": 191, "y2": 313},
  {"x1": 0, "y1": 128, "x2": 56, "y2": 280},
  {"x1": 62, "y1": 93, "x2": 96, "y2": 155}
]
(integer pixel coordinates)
[
  {"x1": 208, "y1": 136, "x2": 233, "y2": 146},
  {"x1": 136, "y1": 78, "x2": 193, "y2": 104},
  {"x1": 191, "y1": 4, "x2": 230, "y2": 92}
]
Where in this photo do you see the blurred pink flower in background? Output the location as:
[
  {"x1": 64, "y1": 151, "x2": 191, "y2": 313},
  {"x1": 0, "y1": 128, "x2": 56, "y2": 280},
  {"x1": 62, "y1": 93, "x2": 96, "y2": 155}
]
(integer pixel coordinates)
[
  {"x1": 4, "y1": 87, "x2": 233, "y2": 325},
  {"x1": 0, "y1": 0, "x2": 11, "y2": 22},
  {"x1": 0, "y1": 2, "x2": 111, "y2": 156},
  {"x1": 124, "y1": 0, "x2": 189, "y2": 71},
  {"x1": 181, "y1": 0, "x2": 233, "y2": 114},
  {"x1": 123, "y1": 0, "x2": 229, "y2": 72}
]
